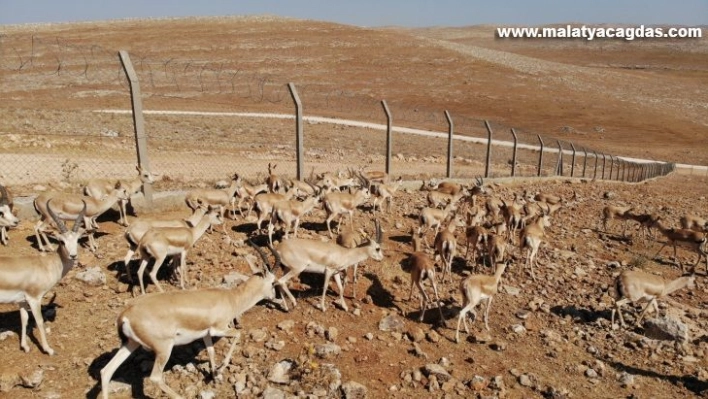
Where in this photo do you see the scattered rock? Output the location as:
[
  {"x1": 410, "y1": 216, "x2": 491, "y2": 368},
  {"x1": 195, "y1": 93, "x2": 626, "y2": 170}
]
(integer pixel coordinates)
[
  {"x1": 0, "y1": 331, "x2": 17, "y2": 341},
  {"x1": 408, "y1": 327, "x2": 426, "y2": 343},
  {"x1": 585, "y1": 368, "x2": 598, "y2": 379},
  {"x1": 515, "y1": 309, "x2": 531, "y2": 320},
  {"x1": 378, "y1": 315, "x2": 405, "y2": 332},
  {"x1": 249, "y1": 328, "x2": 268, "y2": 343},
  {"x1": 412, "y1": 342, "x2": 428, "y2": 359},
  {"x1": 265, "y1": 339, "x2": 285, "y2": 351},
  {"x1": 518, "y1": 374, "x2": 536, "y2": 388},
  {"x1": 261, "y1": 386, "x2": 286, "y2": 399},
  {"x1": 341, "y1": 381, "x2": 368, "y2": 399},
  {"x1": 426, "y1": 330, "x2": 441, "y2": 343},
  {"x1": 74, "y1": 266, "x2": 106, "y2": 286},
  {"x1": 424, "y1": 364, "x2": 452, "y2": 383},
  {"x1": 470, "y1": 375, "x2": 487, "y2": 391},
  {"x1": 199, "y1": 390, "x2": 216, "y2": 399},
  {"x1": 474, "y1": 332, "x2": 493, "y2": 343},
  {"x1": 19, "y1": 368, "x2": 43, "y2": 389},
  {"x1": 364, "y1": 333, "x2": 374, "y2": 341},
  {"x1": 503, "y1": 285, "x2": 521, "y2": 296},
  {"x1": 314, "y1": 343, "x2": 342, "y2": 359},
  {"x1": 277, "y1": 319, "x2": 295, "y2": 332},
  {"x1": 326, "y1": 327, "x2": 339, "y2": 342},
  {"x1": 0, "y1": 373, "x2": 18, "y2": 393},
  {"x1": 644, "y1": 316, "x2": 689, "y2": 342},
  {"x1": 268, "y1": 360, "x2": 294, "y2": 384},
  {"x1": 618, "y1": 372, "x2": 636, "y2": 388}
]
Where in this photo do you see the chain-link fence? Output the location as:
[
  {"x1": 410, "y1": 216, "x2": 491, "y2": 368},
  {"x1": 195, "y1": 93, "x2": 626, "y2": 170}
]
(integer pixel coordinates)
[{"x1": 0, "y1": 34, "x2": 676, "y2": 197}]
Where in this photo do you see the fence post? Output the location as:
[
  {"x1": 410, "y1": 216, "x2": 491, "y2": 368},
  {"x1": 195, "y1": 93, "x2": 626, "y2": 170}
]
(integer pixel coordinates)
[
  {"x1": 601, "y1": 153, "x2": 607, "y2": 180},
  {"x1": 593, "y1": 151, "x2": 598, "y2": 179},
  {"x1": 510, "y1": 128, "x2": 518, "y2": 177},
  {"x1": 621, "y1": 160, "x2": 626, "y2": 181},
  {"x1": 582, "y1": 148, "x2": 588, "y2": 178},
  {"x1": 537, "y1": 135, "x2": 545, "y2": 177},
  {"x1": 484, "y1": 120, "x2": 493, "y2": 178},
  {"x1": 445, "y1": 110, "x2": 453, "y2": 178},
  {"x1": 287, "y1": 83, "x2": 304, "y2": 180},
  {"x1": 118, "y1": 50, "x2": 153, "y2": 206},
  {"x1": 570, "y1": 143, "x2": 576, "y2": 177},
  {"x1": 555, "y1": 140, "x2": 564, "y2": 176},
  {"x1": 382, "y1": 100, "x2": 393, "y2": 175},
  {"x1": 608, "y1": 155, "x2": 614, "y2": 180}
]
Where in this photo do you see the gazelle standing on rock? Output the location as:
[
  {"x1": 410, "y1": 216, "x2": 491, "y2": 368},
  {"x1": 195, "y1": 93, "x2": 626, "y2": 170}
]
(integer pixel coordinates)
[
  {"x1": 135, "y1": 205, "x2": 224, "y2": 295},
  {"x1": 274, "y1": 220, "x2": 383, "y2": 312},
  {"x1": 611, "y1": 270, "x2": 696, "y2": 328},
  {"x1": 0, "y1": 201, "x2": 85, "y2": 355},
  {"x1": 455, "y1": 261, "x2": 508, "y2": 343},
  {"x1": 0, "y1": 184, "x2": 20, "y2": 246},
  {"x1": 100, "y1": 241, "x2": 278, "y2": 399},
  {"x1": 408, "y1": 228, "x2": 444, "y2": 323}
]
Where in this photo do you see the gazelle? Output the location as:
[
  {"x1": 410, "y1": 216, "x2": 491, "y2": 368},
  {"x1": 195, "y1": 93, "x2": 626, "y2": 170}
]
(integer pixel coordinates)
[
  {"x1": 336, "y1": 228, "x2": 368, "y2": 299},
  {"x1": 600, "y1": 205, "x2": 635, "y2": 236},
  {"x1": 233, "y1": 180, "x2": 268, "y2": 217},
  {"x1": 135, "y1": 206, "x2": 224, "y2": 294},
  {"x1": 253, "y1": 187, "x2": 297, "y2": 231},
  {"x1": 465, "y1": 224, "x2": 489, "y2": 266},
  {"x1": 34, "y1": 186, "x2": 129, "y2": 252},
  {"x1": 185, "y1": 173, "x2": 240, "y2": 223},
  {"x1": 427, "y1": 190, "x2": 465, "y2": 209},
  {"x1": 322, "y1": 184, "x2": 370, "y2": 238},
  {"x1": 408, "y1": 229, "x2": 444, "y2": 323},
  {"x1": 486, "y1": 231, "x2": 507, "y2": 269},
  {"x1": 434, "y1": 215, "x2": 464, "y2": 283},
  {"x1": 0, "y1": 184, "x2": 20, "y2": 246},
  {"x1": 122, "y1": 206, "x2": 208, "y2": 283},
  {"x1": 83, "y1": 164, "x2": 157, "y2": 226},
  {"x1": 680, "y1": 214, "x2": 708, "y2": 233},
  {"x1": 370, "y1": 176, "x2": 403, "y2": 216},
  {"x1": 418, "y1": 200, "x2": 457, "y2": 247},
  {"x1": 267, "y1": 194, "x2": 322, "y2": 245},
  {"x1": 0, "y1": 200, "x2": 85, "y2": 355},
  {"x1": 273, "y1": 220, "x2": 383, "y2": 312},
  {"x1": 100, "y1": 241, "x2": 278, "y2": 399},
  {"x1": 501, "y1": 193, "x2": 527, "y2": 243},
  {"x1": 652, "y1": 220, "x2": 708, "y2": 274},
  {"x1": 455, "y1": 262, "x2": 508, "y2": 343},
  {"x1": 611, "y1": 270, "x2": 695, "y2": 328},
  {"x1": 519, "y1": 211, "x2": 551, "y2": 281},
  {"x1": 266, "y1": 162, "x2": 281, "y2": 193}
]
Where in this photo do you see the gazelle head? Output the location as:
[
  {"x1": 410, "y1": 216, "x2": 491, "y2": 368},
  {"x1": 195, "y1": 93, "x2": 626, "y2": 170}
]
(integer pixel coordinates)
[
  {"x1": 136, "y1": 164, "x2": 158, "y2": 184},
  {"x1": 0, "y1": 184, "x2": 19, "y2": 228},
  {"x1": 246, "y1": 239, "x2": 281, "y2": 299},
  {"x1": 46, "y1": 199, "x2": 86, "y2": 260},
  {"x1": 365, "y1": 219, "x2": 384, "y2": 261}
]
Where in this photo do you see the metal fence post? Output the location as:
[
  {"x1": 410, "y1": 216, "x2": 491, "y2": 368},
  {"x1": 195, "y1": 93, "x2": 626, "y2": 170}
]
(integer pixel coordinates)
[
  {"x1": 445, "y1": 110, "x2": 453, "y2": 178},
  {"x1": 570, "y1": 143, "x2": 576, "y2": 177},
  {"x1": 601, "y1": 153, "x2": 607, "y2": 180},
  {"x1": 510, "y1": 128, "x2": 518, "y2": 177},
  {"x1": 608, "y1": 155, "x2": 614, "y2": 180},
  {"x1": 287, "y1": 83, "x2": 304, "y2": 180},
  {"x1": 382, "y1": 100, "x2": 393, "y2": 175},
  {"x1": 537, "y1": 135, "x2": 545, "y2": 177},
  {"x1": 593, "y1": 151, "x2": 598, "y2": 179},
  {"x1": 484, "y1": 120, "x2": 493, "y2": 178},
  {"x1": 555, "y1": 140, "x2": 564, "y2": 176},
  {"x1": 119, "y1": 50, "x2": 153, "y2": 206},
  {"x1": 582, "y1": 148, "x2": 588, "y2": 178},
  {"x1": 621, "y1": 160, "x2": 626, "y2": 181}
]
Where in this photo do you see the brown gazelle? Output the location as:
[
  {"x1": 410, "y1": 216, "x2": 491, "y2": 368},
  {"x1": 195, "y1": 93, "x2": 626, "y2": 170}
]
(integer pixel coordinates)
[
  {"x1": 0, "y1": 184, "x2": 20, "y2": 246},
  {"x1": 611, "y1": 270, "x2": 695, "y2": 328},
  {"x1": 100, "y1": 241, "x2": 278, "y2": 399},
  {"x1": 185, "y1": 173, "x2": 240, "y2": 223},
  {"x1": 135, "y1": 205, "x2": 224, "y2": 294},
  {"x1": 418, "y1": 200, "x2": 457, "y2": 248},
  {"x1": 266, "y1": 162, "x2": 281, "y2": 193},
  {"x1": 267, "y1": 194, "x2": 321, "y2": 245},
  {"x1": 652, "y1": 220, "x2": 708, "y2": 274},
  {"x1": 0, "y1": 201, "x2": 85, "y2": 355},
  {"x1": 519, "y1": 211, "x2": 551, "y2": 281},
  {"x1": 274, "y1": 220, "x2": 383, "y2": 312},
  {"x1": 408, "y1": 229, "x2": 444, "y2": 323},
  {"x1": 336, "y1": 228, "x2": 368, "y2": 299},
  {"x1": 434, "y1": 214, "x2": 464, "y2": 283},
  {"x1": 600, "y1": 205, "x2": 635, "y2": 236},
  {"x1": 680, "y1": 214, "x2": 708, "y2": 233},
  {"x1": 370, "y1": 176, "x2": 403, "y2": 216},
  {"x1": 455, "y1": 262, "x2": 508, "y2": 343},
  {"x1": 84, "y1": 164, "x2": 157, "y2": 226},
  {"x1": 322, "y1": 182, "x2": 370, "y2": 238}
]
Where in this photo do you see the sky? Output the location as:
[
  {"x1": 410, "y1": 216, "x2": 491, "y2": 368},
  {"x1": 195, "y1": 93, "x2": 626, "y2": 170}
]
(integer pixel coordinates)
[{"x1": 1, "y1": 0, "x2": 707, "y2": 27}]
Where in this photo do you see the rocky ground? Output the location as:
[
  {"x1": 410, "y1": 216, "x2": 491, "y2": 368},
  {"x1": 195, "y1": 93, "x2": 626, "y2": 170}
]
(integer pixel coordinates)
[{"x1": 1, "y1": 172, "x2": 707, "y2": 399}]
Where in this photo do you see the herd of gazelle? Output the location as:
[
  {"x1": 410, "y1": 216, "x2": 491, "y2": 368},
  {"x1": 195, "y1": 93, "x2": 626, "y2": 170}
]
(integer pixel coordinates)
[{"x1": 0, "y1": 164, "x2": 706, "y2": 398}]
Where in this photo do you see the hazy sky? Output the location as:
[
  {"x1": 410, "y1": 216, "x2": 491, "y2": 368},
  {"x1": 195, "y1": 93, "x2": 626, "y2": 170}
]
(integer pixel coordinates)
[{"x1": 1, "y1": 0, "x2": 706, "y2": 27}]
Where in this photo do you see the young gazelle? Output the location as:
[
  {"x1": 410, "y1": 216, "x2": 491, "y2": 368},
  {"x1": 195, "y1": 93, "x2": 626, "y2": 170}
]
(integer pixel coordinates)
[
  {"x1": 519, "y1": 211, "x2": 551, "y2": 281},
  {"x1": 184, "y1": 173, "x2": 240, "y2": 222},
  {"x1": 408, "y1": 229, "x2": 444, "y2": 323},
  {"x1": 274, "y1": 220, "x2": 383, "y2": 312},
  {"x1": 84, "y1": 164, "x2": 157, "y2": 226},
  {"x1": 370, "y1": 176, "x2": 403, "y2": 216},
  {"x1": 434, "y1": 214, "x2": 464, "y2": 283},
  {"x1": 486, "y1": 231, "x2": 507, "y2": 268},
  {"x1": 135, "y1": 206, "x2": 224, "y2": 294},
  {"x1": 611, "y1": 270, "x2": 696, "y2": 328},
  {"x1": 122, "y1": 206, "x2": 208, "y2": 283},
  {"x1": 322, "y1": 184, "x2": 371, "y2": 238},
  {"x1": 418, "y1": 200, "x2": 457, "y2": 248},
  {"x1": 253, "y1": 187, "x2": 297, "y2": 231},
  {"x1": 266, "y1": 162, "x2": 281, "y2": 193},
  {"x1": 267, "y1": 194, "x2": 322, "y2": 245},
  {"x1": 0, "y1": 184, "x2": 20, "y2": 246},
  {"x1": 455, "y1": 261, "x2": 508, "y2": 343},
  {"x1": 465, "y1": 224, "x2": 489, "y2": 267},
  {"x1": 652, "y1": 220, "x2": 708, "y2": 274},
  {"x1": 100, "y1": 242, "x2": 279, "y2": 399},
  {"x1": 0, "y1": 201, "x2": 85, "y2": 355},
  {"x1": 600, "y1": 205, "x2": 635, "y2": 236}
]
